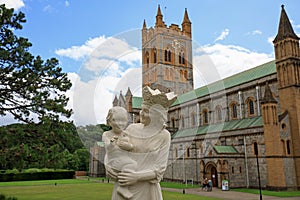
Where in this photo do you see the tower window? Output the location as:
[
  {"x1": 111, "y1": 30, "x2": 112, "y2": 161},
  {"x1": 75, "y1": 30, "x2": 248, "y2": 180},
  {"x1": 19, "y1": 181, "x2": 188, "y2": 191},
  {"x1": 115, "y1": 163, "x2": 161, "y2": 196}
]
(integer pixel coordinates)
[
  {"x1": 164, "y1": 50, "x2": 167, "y2": 61},
  {"x1": 179, "y1": 51, "x2": 185, "y2": 64},
  {"x1": 165, "y1": 49, "x2": 171, "y2": 62},
  {"x1": 153, "y1": 48, "x2": 157, "y2": 63},
  {"x1": 145, "y1": 51, "x2": 150, "y2": 68}
]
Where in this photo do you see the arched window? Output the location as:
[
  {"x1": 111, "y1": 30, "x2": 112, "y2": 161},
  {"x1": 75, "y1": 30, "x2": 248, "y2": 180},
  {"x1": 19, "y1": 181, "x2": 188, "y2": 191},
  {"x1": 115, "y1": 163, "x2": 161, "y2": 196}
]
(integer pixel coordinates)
[
  {"x1": 180, "y1": 115, "x2": 185, "y2": 128},
  {"x1": 153, "y1": 48, "x2": 157, "y2": 63},
  {"x1": 187, "y1": 147, "x2": 190, "y2": 158},
  {"x1": 287, "y1": 140, "x2": 291, "y2": 155},
  {"x1": 164, "y1": 49, "x2": 168, "y2": 61},
  {"x1": 144, "y1": 51, "x2": 150, "y2": 68},
  {"x1": 203, "y1": 109, "x2": 208, "y2": 124},
  {"x1": 171, "y1": 118, "x2": 175, "y2": 128},
  {"x1": 231, "y1": 103, "x2": 238, "y2": 119},
  {"x1": 165, "y1": 49, "x2": 171, "y2": 62},
  {"x1": 191, "y1": 112, "x2": 196, "y2": 126},
  {"x1": 216, "y1": 106, "x2": 222, "y2": 122},
  {"x1": 179, "y1": 51, "x2": 185, "y2": 64},
  {"x1": 253, "y1": 142, "x2": 259, "y2": 155},
  {"x1": 248, "y1": 98, "x2": 255, "y2": 116},
  {"x1": 175, "y1": 148, "x2": 178, "y2": 158}
]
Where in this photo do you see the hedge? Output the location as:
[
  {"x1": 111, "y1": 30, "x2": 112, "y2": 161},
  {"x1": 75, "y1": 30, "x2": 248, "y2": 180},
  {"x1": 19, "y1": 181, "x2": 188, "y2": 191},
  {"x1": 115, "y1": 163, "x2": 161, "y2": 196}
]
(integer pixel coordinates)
[{"x1": 0, "y1": 170, "x2": 75, "y2": 182}]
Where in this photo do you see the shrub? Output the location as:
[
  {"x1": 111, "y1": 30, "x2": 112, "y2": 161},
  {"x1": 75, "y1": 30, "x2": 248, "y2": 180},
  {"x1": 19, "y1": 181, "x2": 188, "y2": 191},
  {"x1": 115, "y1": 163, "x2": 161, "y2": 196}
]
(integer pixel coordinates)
[
  {"x1": 0, "y1": 169, "x2": 75, "y2": 182},
  {"x1": 0, "y1": 194, "x2": 18, "y2": 200}
]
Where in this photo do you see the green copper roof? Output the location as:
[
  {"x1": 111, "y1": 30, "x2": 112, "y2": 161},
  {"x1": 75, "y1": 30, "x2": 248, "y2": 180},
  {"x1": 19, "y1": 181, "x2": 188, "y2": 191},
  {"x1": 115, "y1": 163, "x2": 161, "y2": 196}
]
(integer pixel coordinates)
[
  {"x1": 132, "y1": 96, "x2": 142, "y2": 109},
  {"x1": 214, "y1": 146, "x2": 238, "y2": 154},
  {"x1": 172, "y1": 60, "x2": 276, "y2": 106},
  {"x1": 172, "y1": 116, "x2": 263, "y2": 139}
]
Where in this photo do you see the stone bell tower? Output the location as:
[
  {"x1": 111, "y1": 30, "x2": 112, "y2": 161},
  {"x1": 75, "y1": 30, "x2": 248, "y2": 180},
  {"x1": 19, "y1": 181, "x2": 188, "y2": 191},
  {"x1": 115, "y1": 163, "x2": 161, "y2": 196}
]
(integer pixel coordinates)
[
  {"x1": 142, "y1": 5, "x2": 194, "y2": 95},
  {"x1": 273, "y1": 5, "x2": 300, "y2": 189}
]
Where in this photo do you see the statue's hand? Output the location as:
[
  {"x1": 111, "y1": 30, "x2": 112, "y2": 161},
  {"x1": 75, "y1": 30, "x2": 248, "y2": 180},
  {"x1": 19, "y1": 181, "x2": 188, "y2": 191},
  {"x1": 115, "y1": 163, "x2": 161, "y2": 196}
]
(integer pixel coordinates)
[
  {"x1": 118, "y1": 141, "x2": 133, "y2": 151},
  {"x1": 106, "y1": 167, "x2": 118, "y2": 180},
  {"x1": 118, "y1": 170, "x2": 137, "y2": 186}
]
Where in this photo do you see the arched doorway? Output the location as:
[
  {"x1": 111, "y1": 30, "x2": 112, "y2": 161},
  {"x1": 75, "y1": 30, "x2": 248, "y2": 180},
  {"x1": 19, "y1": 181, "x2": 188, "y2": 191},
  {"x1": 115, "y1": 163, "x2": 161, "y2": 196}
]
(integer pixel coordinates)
[{"x1": 205, "y1": 163, "x2": 218, "y2": 187}]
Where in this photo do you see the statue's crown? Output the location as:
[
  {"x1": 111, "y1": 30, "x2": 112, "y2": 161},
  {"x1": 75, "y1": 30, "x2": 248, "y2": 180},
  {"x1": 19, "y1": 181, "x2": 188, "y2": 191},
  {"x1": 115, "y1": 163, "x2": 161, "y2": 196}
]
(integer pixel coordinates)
[{"x1": 142, "y1": 86, "x2": 177, "y2": 109}]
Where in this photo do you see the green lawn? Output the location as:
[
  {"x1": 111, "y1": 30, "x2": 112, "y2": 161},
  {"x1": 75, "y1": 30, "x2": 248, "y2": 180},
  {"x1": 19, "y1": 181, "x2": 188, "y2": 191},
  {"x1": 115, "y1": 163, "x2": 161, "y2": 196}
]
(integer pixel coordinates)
[
  {"x1": 0, "y1": 179, "x2": 219, "y2": 200},
  {"x1": 160, "y1": 181, "x2": 200, "y2": 189},
  {"x1": 232, "y1": 188, "x2": 300, "y2": 197}
]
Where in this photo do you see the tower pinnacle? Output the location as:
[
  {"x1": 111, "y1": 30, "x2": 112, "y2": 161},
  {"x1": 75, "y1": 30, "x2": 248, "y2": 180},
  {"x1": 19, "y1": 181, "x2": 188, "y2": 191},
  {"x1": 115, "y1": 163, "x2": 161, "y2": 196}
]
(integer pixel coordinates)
[
  {"x1": 273, "y1": 5, "x2": 299, "y2": 43},
  {"x1": 155, "y1": 5, "x2": 165, "y2": 28},
  {"x1": 182, "y1": 8, "x2": 191, "y2": 23},
  {"x1": 143, "y1": 19, "x2": 147, "y2": 29}
]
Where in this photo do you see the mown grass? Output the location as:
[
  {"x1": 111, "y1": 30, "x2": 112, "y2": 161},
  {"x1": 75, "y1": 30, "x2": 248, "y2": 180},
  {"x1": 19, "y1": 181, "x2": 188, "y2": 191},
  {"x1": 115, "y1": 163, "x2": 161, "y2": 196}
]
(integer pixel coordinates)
[
  {"x1": 232, "y1": 188, "x2": 300, "y2": 197},
  {"x1": 0, "y1": 179, "x2": 219, "y2": 200},
  {"x1": 160, "y1": 181, "x2": 200, "y2": 189}
]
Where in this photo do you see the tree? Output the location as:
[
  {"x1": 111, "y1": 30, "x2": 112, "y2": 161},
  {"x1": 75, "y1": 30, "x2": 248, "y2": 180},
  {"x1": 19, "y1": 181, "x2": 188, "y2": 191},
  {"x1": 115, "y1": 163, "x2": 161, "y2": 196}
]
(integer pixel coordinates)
[{"x1": 0, "y1": 4, "x2": 72, "y2": 123}]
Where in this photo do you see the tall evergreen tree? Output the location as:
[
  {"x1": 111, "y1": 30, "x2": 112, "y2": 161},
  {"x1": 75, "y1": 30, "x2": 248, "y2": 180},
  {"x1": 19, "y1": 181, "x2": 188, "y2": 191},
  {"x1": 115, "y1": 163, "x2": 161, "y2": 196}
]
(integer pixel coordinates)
[{"x1": 0, "y1": 4, "x2": 72, "y2": 123}]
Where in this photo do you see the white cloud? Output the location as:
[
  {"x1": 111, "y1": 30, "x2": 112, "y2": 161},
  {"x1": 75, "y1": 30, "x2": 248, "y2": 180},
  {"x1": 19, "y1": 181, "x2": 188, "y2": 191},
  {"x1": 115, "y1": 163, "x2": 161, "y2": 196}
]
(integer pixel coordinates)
[
  {"x1": 193, "y1": 43, "x2": 274, "y2": 87},
  {"x1": 214, "y1": 29, "x2": 229, "y2": 42},
  {"x1": 68, "y1": 67, "x2": 142, "y2": 126},
  {"x1": 0, "y1": 0, "x2": 24, "y2": 10},
  {"x1": 43, "y1": 4, "x2": 54, "y2": 13},
  {"x1": 56, "y1": 36, "x2": 107, "y2": 60},
  {"x1": 65, "y1": 1, "x2": 70, "y2": 7},
  {"x1": 267, "y1": 35, "x2": 277, "y2": 46},
  {"x1": 247, "y1": 30, "x2": 262, "y2": 35}
]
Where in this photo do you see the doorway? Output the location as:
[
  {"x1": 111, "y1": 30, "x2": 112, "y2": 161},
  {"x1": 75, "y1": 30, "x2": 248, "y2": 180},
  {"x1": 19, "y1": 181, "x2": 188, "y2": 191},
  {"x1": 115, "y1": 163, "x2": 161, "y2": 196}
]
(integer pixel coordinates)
[{"x1": 205, "y1": 164, "x2": 218, "y2": 187}]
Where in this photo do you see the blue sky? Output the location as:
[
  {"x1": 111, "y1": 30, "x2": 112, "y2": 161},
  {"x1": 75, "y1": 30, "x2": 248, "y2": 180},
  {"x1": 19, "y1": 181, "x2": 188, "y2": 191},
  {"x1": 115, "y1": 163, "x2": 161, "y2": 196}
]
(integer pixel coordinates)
[{"x1": 1, "y1": 0, "x2": 300, "y2": 125}]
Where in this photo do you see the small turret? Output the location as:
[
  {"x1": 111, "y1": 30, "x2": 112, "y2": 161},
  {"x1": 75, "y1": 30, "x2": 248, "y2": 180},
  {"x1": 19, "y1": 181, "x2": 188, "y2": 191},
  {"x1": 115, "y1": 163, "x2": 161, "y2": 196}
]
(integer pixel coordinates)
[
  {"x1": 125, "y1": 87, "x2": 133, "y2": 112},
  {"x1": 143, "y1": 19, "x2": 147, "y2": 30},
  {"x1": 155, "y1": 5, "x2": 165, "y2": 28},
  {"x1": 112, "y1": 95, "x2": 118, "y2": 107},
  {"x1": 182, "y1": 8, "x2": 192, "y2": 38}
]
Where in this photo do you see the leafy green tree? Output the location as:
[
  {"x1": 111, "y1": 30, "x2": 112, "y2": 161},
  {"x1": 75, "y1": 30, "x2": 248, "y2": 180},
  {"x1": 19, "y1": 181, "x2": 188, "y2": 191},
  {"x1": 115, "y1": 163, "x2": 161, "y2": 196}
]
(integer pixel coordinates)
[
  {"x1": 0, "y1": 4, "x2": 72, "y2": 123},
  {"x1": 74, "y1": 148, "x2": 90, "y2": 171}
]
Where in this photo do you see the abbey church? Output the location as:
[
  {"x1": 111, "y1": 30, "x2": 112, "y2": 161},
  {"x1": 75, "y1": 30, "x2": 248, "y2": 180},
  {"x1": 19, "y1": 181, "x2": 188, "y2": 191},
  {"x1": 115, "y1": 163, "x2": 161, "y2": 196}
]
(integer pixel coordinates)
[{"x1": 93, "y1": 5, "x2": 300, "y2": 190}]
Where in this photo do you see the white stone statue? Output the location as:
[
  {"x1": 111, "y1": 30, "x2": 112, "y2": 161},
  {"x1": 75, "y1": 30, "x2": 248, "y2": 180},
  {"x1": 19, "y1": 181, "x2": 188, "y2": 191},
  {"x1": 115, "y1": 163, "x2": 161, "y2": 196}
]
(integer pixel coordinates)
[
  {"x1": 103, "y1": 86, "x2": 176, "y2": 200},
  {"x1": 102, "y1": 106, "x2": 137, "y2": 199}
]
